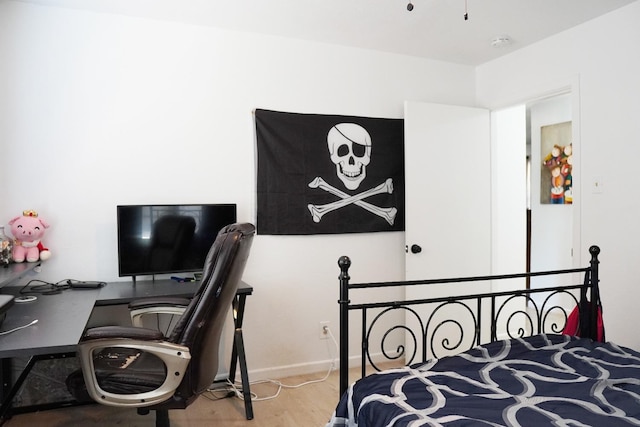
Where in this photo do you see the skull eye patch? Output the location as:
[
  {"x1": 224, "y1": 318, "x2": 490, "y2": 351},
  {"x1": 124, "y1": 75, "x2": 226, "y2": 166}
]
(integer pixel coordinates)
[
  {"x1": 353, "y1": 143, "x2": 367, "y2": 157},
  {"x1": 337, "y1": 142, "x2": 368, "y2": 158}
]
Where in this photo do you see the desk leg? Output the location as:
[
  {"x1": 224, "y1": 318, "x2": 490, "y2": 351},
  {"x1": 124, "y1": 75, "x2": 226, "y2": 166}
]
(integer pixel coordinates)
[
  {"x1": 229, "y1": 294, "x2": 253, "y2": 420},
  {"x1": 228, "y1": 294, "x2": 246, "y2": 383},
  {"x1": 234, "y1": 328, "x2": 253, "y2": 420},
  {"x1": 0, "y1": 356, "x2": 35, "y2": 422},
  {"x1": 0, "y1": 358, "x2": 12, "y2": 422}
]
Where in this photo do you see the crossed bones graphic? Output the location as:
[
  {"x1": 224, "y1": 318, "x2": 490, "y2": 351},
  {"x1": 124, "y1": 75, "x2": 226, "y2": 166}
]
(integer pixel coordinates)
[{"x1": 307, "y1": 177, "x2": 397, "y2": 225}]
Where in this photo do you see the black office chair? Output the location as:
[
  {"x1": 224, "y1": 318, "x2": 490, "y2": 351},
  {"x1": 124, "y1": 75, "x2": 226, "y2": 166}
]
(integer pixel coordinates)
[{"x1": 66, "y1": 222, "x2": 255, "y2": 427}]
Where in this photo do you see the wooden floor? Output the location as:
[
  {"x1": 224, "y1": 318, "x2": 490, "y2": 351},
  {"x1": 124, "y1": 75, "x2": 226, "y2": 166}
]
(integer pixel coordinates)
[{"x1": 3, "y1": 368, "x2": 351, "y2": 427}]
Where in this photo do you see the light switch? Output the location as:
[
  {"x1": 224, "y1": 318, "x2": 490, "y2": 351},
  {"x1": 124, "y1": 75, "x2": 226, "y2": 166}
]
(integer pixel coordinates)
[{"x1": 592, "y1": 176, "x2": 603, "y2": 194}]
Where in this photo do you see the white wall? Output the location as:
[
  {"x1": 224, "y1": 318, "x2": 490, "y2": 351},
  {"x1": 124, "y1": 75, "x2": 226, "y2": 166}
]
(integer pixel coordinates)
[
  {"x1": 0, "y1": 1, "x2": 476, "y2": 379},
  {"x1": 477, "y1": 1, "x2": 640, "y2": 349},
  {"x1": 490, "y1": 104, "x2": 526, "y2": 279}
]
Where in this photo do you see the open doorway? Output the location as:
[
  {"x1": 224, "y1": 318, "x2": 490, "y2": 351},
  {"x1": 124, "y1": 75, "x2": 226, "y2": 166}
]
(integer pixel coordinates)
[
  {"x1": 491, "y1": 89, "x2": 576, "y2": 296},
  {"x1": 526, "y1": 93, "x2": 573, "y2": 289}
]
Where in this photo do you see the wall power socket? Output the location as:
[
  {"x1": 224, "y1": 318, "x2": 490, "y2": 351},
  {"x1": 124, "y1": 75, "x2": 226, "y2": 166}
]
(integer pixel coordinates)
[{"x1": 319, "y1": 321, "x2": 330, "y2": 339}]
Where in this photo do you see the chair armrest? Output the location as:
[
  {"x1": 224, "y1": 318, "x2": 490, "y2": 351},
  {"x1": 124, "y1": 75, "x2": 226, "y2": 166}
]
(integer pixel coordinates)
[
  {"x1": 128, "y1": 298, "x2": 190, "y2": 328},
  {"x1": 81, "y1": 325, "x2": 165, "y2": 342},
  {"x1": 128, "y1": 297, "x2": 191, "y2": 311},
  {"x1": 77, "y1": 336, "x2": 191, "y2": 407}
]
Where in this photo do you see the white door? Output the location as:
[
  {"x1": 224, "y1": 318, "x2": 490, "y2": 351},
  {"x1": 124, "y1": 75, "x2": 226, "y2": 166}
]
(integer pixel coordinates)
[
  {"x1": 403, "y1": 101, "x2": 491, "y2": 359},
  {"x1": 404, "y1": 101, "x2": 491, "y2": 281}
]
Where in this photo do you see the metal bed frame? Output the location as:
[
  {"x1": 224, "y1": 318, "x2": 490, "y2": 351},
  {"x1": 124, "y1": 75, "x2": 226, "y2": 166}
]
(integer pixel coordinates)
[{"x1": 338, "y1": 245, "x2": 601, "y2": 396}]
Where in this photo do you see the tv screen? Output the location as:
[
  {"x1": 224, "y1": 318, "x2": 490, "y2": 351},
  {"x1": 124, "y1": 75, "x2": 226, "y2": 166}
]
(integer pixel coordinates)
[{"x1": 117, "y1": 204, "x2": 237, "y2": 277}]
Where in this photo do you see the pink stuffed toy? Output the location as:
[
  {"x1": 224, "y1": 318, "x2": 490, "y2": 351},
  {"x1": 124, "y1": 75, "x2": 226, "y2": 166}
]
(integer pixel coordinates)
[{"x1": 9, "y1": 210, "x2": 51, "y2": 263}]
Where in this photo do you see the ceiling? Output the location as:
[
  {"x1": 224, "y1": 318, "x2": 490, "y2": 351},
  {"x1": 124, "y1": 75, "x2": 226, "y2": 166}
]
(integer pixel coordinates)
[{"x1": 13, "y1": 0, "x2": 638, "y2": 66}]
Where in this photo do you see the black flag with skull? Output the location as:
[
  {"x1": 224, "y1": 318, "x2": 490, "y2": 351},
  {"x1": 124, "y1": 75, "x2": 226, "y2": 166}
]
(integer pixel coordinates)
[{"x1": 255, "y1": 109, "x2": 405, "y2": 235}]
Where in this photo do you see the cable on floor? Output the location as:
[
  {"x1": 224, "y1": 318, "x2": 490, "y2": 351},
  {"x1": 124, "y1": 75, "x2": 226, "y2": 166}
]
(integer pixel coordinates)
[{"x1": 206, "y1": 326, "x2": 339, "y2": 402}]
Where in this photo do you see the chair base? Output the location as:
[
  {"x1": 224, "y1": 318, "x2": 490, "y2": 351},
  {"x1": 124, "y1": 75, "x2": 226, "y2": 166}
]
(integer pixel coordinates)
[{"x1": 137, "y1": 408, "x2": 170, "y2": 427}]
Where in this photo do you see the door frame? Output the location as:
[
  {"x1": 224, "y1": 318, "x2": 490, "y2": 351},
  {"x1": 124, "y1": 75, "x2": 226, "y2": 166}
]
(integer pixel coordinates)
[{"x1": 483, "y1": 75, "x2": 582, "y2": 270}]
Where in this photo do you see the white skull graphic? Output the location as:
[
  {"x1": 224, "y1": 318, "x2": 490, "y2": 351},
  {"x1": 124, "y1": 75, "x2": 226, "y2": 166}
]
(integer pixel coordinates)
[{"x1": 327, "y1": 123, "x2": 372, "y2": 190}]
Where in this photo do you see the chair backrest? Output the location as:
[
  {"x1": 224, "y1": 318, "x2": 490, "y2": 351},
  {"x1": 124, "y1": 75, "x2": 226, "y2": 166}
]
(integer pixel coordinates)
[{"x1": 167, "y1": 222, "x2": 255, "y2": 403}]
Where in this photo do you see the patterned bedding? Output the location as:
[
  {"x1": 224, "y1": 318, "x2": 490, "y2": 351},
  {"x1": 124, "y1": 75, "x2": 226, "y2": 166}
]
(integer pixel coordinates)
[{"x1": 326, "y1": 334, "x2": 640, "y2": 426}]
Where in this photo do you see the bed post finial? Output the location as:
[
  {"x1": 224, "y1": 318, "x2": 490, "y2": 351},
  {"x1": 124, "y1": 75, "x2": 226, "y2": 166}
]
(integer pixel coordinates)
[
  {"x1": 339, "y1": 255, "x2": 351, "y2": 278},
  {"x1": 338, "y1": 256, "x2": 351, "y2": 397}
]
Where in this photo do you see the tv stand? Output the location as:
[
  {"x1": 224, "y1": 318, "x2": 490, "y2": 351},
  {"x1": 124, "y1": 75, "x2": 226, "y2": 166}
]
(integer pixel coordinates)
[
  {"x1": 130, "y1": 275, "x2": 158, "y2": 286},
  {"x1": 130, "y1": 274, "x2": 180, "y2": 286}
]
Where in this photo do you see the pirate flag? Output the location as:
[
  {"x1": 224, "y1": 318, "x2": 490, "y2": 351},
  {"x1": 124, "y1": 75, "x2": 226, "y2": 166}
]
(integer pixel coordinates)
[{"x1": 255, "y1": 109, "x2": 405, "y2": 235}]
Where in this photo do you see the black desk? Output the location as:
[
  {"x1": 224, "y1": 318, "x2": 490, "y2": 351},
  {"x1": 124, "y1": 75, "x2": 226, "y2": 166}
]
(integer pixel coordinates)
[
  {"x1": 0, "y1": 277, "x2": 254, "y2": 421},
  {"x1": 0, "y1": 287, "x2": 101, "y2": 358},
  {"x1": 0, "y1": 286, "x2": 102, "y2": 420},
  {"x1": 96, "y1": 279, "x2": 253, "y2": 306}
]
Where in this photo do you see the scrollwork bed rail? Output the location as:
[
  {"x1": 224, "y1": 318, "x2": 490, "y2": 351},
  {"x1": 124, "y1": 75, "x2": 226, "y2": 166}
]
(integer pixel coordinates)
[{"x1": 337, "y1": 245, "x2": 601, "y2": 397}]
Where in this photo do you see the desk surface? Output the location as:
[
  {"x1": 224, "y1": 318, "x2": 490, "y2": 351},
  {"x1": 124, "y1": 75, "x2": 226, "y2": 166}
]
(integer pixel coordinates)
[
  {"x1": 96, "y1": 279, "x2": 253, "y2": 306},
  {"x1": 0, "y1": 263, "x2": 40, "y2": 289},
  {"x1": 0, "y1": 287, "x2": 101, "y2": 358},
  {"x1": 0, "y1": 279, "x2": 253, "y2": 358}
]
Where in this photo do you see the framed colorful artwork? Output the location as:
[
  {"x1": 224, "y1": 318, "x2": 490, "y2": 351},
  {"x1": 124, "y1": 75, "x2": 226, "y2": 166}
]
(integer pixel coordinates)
[{"x1": 540, "y1": 121, "x2": 572, "y2": 204}]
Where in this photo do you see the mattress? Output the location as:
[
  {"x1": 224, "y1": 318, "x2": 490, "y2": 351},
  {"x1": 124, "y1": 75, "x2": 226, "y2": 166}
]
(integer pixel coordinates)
[{"x1": 327, "y1": 334, "x2": 640, "y2": 426}]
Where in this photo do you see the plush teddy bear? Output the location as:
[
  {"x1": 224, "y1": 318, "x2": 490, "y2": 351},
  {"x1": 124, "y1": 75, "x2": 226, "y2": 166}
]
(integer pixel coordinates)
[{"x1": 9, "y1": 210, "x2": 51, "y2": 263}]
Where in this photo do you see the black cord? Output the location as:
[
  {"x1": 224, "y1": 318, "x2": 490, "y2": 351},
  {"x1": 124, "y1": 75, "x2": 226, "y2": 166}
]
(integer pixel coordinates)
[{"x1": 20, "y1": 279, "x2": 72, "y2": 295}]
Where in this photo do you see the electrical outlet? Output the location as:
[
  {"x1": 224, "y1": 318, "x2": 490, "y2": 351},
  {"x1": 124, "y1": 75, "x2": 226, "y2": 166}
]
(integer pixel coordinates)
[{"x1": 319, "y1": 321, "x2": 330, "y2": 339}]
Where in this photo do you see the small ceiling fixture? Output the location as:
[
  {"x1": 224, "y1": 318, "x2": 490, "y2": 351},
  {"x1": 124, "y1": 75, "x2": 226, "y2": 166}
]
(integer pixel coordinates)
[
  {"x1": 491, "y1": 36, "x2": 512, "y2": 48},
  {"x1": 406, "y1": 0, "x2": 470, "y2": 20}
]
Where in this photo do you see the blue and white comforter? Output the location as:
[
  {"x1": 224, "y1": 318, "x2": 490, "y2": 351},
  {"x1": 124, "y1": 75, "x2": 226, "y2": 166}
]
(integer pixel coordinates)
[{"x1": 327, "y1": 334, "x2": 640, "y2": 426}]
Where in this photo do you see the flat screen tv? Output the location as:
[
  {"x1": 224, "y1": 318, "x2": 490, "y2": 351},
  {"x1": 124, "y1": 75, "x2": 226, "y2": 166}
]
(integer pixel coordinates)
[{"x1": 117, "y1": 204, "x2": 237, "y2": 278}]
